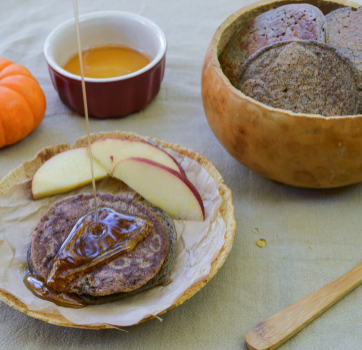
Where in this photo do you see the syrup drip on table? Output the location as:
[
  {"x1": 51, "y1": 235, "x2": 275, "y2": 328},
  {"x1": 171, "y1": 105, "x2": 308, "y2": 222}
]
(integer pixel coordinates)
[
  {"x1": 256, "y1": 239, "x2": 267, "y2": 248},
  {"x1": 47, "y1": 208, "x2": 151, "y2": 291}
]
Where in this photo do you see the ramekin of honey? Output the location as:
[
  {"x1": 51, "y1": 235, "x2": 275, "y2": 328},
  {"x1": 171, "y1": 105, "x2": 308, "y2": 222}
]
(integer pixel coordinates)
[{"x1": 44, "y1": 12, "x2": 167, "y2": 118}]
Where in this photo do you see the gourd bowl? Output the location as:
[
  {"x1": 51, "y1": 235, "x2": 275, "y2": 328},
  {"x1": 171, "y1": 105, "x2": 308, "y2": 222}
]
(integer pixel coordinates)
[{"x1": 201, "y1": 0, "x2": 362, "y2": 188}]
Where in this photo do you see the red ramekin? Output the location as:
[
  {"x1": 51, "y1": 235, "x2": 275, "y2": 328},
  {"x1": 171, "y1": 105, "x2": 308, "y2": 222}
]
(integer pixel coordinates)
[{"x1": 44, "y1": 11, "x2": 167, "y2": 118}]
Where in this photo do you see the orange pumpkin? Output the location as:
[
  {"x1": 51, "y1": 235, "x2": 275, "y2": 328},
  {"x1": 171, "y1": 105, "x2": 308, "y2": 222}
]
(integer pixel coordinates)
[{"x1": 0, "y1": 58, "x2": 46, "y2": 148}]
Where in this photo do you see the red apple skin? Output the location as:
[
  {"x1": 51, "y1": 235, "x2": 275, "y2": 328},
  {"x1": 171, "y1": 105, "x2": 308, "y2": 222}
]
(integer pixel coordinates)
[
  {"x1": 91, "y1": 138, "x2": 186, "y2": 176},
  {"x1": 115, "y1": 157, "x2": 205, "y2": 221}
]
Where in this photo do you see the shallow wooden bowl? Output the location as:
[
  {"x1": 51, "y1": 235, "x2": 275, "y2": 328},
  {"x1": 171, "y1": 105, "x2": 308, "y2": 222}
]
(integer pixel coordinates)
[
  {"x1": 0, "y1": 131, "x2": 236, "y2": 329},
  {"x1": 202, "y1": 0, "x2": 362, "y2": 188}
]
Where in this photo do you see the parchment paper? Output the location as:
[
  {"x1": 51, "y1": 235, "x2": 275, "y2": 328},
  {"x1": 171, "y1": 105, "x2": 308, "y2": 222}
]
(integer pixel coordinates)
[{"x1": 0, "y1": 149, "x2": 225, "y2": 327}]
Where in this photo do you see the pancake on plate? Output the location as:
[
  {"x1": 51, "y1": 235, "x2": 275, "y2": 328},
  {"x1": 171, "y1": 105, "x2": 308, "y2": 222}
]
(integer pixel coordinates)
[{"x1": 27, "y1": 193, "x2": 176, "y2": 305}]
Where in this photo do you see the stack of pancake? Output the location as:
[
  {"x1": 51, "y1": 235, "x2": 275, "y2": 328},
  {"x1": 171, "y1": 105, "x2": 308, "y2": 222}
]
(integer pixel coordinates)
[
  {"x1": 219, "y1": 4, "x2": 362, "y2": 116},
  {"x1": 27, "y1": 193, "x2": 176, "y2": 305}
]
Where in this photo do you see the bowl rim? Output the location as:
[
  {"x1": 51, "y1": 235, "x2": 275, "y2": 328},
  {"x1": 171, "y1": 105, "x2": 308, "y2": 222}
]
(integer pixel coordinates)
[
  {"x1": 43, "y1": 11, "x2": 167, "y2": 83},
  {"x1": 211, "y1": 0, "x2": 362, "y2": 119}
]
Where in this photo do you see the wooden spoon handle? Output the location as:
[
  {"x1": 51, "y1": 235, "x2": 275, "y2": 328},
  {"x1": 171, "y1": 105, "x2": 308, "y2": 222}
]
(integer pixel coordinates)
[{"x1": 245, "y1": 262, "x2": 362, "y2": 350}]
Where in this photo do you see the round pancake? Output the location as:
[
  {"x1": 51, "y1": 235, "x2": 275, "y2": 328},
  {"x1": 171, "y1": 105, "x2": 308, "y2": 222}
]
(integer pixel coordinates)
[
  {"x1": 75, "y1": 200, "x2": 176, "y2": 304},
  {"x1": 30, "y1": 193, "x2": 169, "y2": 296},
  {"x1": 326, "y1": 7, "x2": 362, "y2": 74},
  {"x1": 27, "y1": 200, "x2": 177, "y2": 304},
  {"x1": 236, "y1": 40, "x2": 362, "y2": 116},
  {"x1": 219, "y1": 4, "x2": 327, "y2": 85}
]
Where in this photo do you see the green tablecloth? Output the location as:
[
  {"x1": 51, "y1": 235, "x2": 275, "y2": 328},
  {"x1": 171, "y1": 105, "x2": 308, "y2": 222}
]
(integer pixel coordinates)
[{"x1": 1, "y1": 0, "x2": 362, "y2": 349}]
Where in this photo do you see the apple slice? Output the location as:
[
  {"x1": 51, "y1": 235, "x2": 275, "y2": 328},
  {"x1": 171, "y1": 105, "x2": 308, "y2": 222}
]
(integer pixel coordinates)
[
  {"x1": 112, "y1": 157, "x2": 205, "y2": 221},
  {"x1": 32, "y1": 147, "x2": 108, "y2": 200},
  {"x1": 90, "y1": 138, "x2": 184, "y2": 175}
]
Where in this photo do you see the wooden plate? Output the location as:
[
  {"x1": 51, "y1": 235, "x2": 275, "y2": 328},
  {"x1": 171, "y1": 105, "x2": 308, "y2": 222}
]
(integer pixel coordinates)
[{"x1": 0, "y1": 131, "x2": 237, "y2": 329}]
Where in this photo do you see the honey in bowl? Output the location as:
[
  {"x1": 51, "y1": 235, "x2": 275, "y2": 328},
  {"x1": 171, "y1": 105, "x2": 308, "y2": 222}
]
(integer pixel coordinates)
[{"x1": 63, "y1": 45, "x2": 151, "y2": 79}]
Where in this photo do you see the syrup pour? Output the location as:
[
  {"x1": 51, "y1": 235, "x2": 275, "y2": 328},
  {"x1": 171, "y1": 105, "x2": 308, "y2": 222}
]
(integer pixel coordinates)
[
  {"x1": 24, "y1": 0, "x2": 151, "y2": 308},
  {"x1": 47, "y1": 208, "x2": 151, "y2": 291},
  {"x1": 73, "y1": 0, "x2": 99, "y2": 222}
]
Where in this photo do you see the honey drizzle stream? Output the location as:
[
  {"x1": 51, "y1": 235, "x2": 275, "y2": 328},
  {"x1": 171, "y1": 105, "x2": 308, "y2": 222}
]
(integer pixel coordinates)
[
  {"x1": 73, "y1": 0, "x2": 98, "y2": 222},
  {"x1": 23, "y1": 1, "x2": 153, "y2": 310}
]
